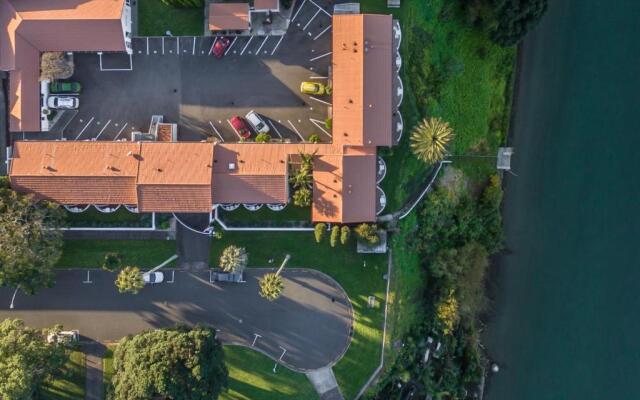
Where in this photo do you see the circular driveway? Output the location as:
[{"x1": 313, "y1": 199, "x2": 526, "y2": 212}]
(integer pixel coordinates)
[{"x1": 0, "y1": 268, "x2": 352, "y2": 371}]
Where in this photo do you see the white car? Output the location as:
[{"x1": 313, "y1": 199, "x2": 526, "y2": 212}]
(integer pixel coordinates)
[
  {"x1": 245, "y1": 110, "x2": 270, "y2": 134},
  {"x1": 143, "y1": 271, "x2": 164, "y2": 284},
  {"x1": 47, "y1": 96, "x2": 79, "y2": 109},
  {"x1": 47, "y1": 330, "x2": 79, "y2": 344}
]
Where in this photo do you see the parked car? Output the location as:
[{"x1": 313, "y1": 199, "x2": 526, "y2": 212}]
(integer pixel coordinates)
[
  {"x1": 50, "y1": 81, "x2": 82, "y2": 93},
  {"x1": 245, "y1": 110, "x2": 270, "y2": 134},
  {"x1": 300, "y1": 81, "x2": 327, "y2": 95},
  {"x1": 47, "y1": 96, "x2": 79, "y2": 109},
  {"x1": 143, "y1": 271, "x2": 164, "y2": 284},
  {"x1": 230, "y1": 116, "x2": 251, "y2": 139},
  {"x1": 47, "y1": 330, "x2": 79, "y2": 344},
  {"x1": 213, "y1": 37, "x2": 231, "y2": 58}
]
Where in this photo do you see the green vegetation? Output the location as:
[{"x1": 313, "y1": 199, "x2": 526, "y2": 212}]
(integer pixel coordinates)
[
  {"x1": 41, "y1": 351, "x2": 86, "y2": 400},
  {"x1": 103, "y1": 347, "x2": 115, "y2": 396},
  {"x1": 355, "y1": 223, "x2": 380, "y2": 245},
  {"x1": 221, "y1": 346, "x2": 317, "y2": 400},
  {"x1": 64, "y1": 208, "x2": 151, "y2": 228},
  {"x1": 410, "y1": 117, "x2": 455, "y2": 163},
  {"x1": 139, "y1": 0, "x2": 203, "y2": 36},
  {"x1": 219, "y1": 245, "x2": 248, "y2": 272},
  {"x1": 0, "y1": 178, "x2": 64, "y2": 294},
  {"x1": 218, "y1": 206, "x2": 311, "y2": 227},
  {"x1": 314, "y1": 223, "x2": 326, "y2": 243},
  {"x1": 330, "y1": 225, "x2": 340, "y2": 247},
  {"x1": 111, "y1": 325, "x2": 227, "y2": 400},
  {"x1": 56, "y1": 240, "x2": 176, "y2": 268},
  {"x1": 255, "y1": 133, "x2": 271, "y2": 143},
  {"x1": 102, "y1": 252, "x2": 122, "y2": 271},
  {"x1": 210, "y1": 231, "x2": 386, "y2": 399},
  {"x1": 0, "y1": 319, "x2": 68, "y2": 399},
  {"x1": 340, "y1": 226, "x2": 351, "y2": 245},
  {"x1": 258, "y1": 272, "x2": 284, "y2": 301},
  {"x1": 115, "y1": 266, "x2": 145, "y2": 294}
]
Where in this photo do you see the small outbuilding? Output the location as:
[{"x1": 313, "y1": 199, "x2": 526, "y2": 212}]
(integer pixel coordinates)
[{"x1": 208, "y1": 3, "x2": 250, "y2": 32}]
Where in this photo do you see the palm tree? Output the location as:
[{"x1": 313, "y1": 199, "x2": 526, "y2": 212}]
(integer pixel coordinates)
[
  {"x1": 292, "y1": 187, "x2": 312, "y2": 207},
  {"x1": 219, "y1": 245, "x2": 248, "y2": 272},
  {"x1": 410, "y1": 117, "x2": 454, "y2": 164},
  {"x1": 115, "y1": 266, "x2": 144, "y2": 294},
  {"x1": 259, "y1": 255, "x2": 290, "y2": 301}
]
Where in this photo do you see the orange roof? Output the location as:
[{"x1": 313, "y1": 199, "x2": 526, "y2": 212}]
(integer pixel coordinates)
[
  {"x1": 1, "y1": 0, "x2": 127, "y2": 132},
  {"x1": 253, "y1": 0, "x2": 279, "y2": 11},
  {"x1": 332, "y1": 14, "x2": 393, "y2": 147},
  {"x1": 312, "y1": 153, "x2": 376, "y2": 223},
  {"x1": 209, "y1": 3, "x2": 249, "y2": 31}
]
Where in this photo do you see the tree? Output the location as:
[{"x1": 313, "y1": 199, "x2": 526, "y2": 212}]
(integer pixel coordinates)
[
  {"x1": 102, "y1": 252, "x2": 122, "y2": 271},
  {"x1": 314, "y1": 223, "x2": 326, "y2": 243},
  {"x1": 330, "y1": 225, "x2": 340, "y2": 247},
  {"x1": 340, "y1": 226, "x2": 350, "y2": 245},
  {"x1": 0, "y1": 319, "x2": 67, "y2": 399},
  {"x1": 490, "y1": 0, "x2": 547, "y2": 46},
  {"x1": 477, "y1": 175, "x2": 504, "y2": 253},
  {"x1": 308, "y1": 134, "x2": 320, "y2": 143},
  {"x1": 436, "y1": 290, "x2": 459, "y2": 335},
  {"x1": 219, "y1": 245, "x2": 248, "y2": 272},
  {"x1": 0, "y1": 178, "x2": 64, "y2": 294},
  {"x1": 410, "y1": 117, "x2": 454, "y2": 164},
  {"x1": 40, "y1": 52, "x2": 73, "y2": 82},
  {"x1": 115, "y1": 266, "x2": 144, "y2": 294},
  {"x1": 355, "y1": 223, "x2": 380, "y2": 244},
  {"x1": 259, "y1": 273, "x2": 284, "y2": 301},
  {"x1": 255, "y1": 132, "x2": 271, "y2": 143},
  {"x1": 111, "y1": 325, "x2": 227, "y2": 400},
  {"x1": 293, "y1": 187, "x2": 312, "y2": 207}
]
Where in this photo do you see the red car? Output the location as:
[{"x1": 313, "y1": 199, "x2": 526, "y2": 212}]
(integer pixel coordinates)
[
  {"x1": 213, "y1": 37, "x2": 231, "y2": 58},
  {"x1": 230, "y1": 116, "x2": 251, "y2": 139}
]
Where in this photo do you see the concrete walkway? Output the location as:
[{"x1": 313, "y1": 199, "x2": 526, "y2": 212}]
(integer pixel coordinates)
[
  {"x1": 84, "y1": 342, "x2": 106, "y2": 400},
  {"x1": 307, "y1": 367, "x2": 344, "y2": 400}
]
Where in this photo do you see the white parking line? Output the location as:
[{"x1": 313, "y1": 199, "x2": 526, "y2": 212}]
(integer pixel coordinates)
[
  {"x1": 287, "y1": 120, "x2": 305, "y2": 141},
  {"x1": 255, "y1": 36, "x2": 270, "y2": 55},
  {"x1": 224, "y1": 37, "x2": 238, "y2": 56},
  {"x1": 309, "y1": 51, "x2": 332, "y2": 62},
  {"x1": 309, "y1": 96, "x2": 331, "y2": 106},
  {"x1": 314, "y1": 25, "x2": 331, "y2": 40},
  {"x1": 226, "y1": 119, "x2": 243, "y2": 139},
  {"x1": 94, "y1": 119, "x2": 111, "y2": 140},
  {"x1": 177, "y1": 36, "x2": 180, "y2": 54},
  {"x1": 162, "y1": 36, "x2": 165, "y2": 54},
  {"x1": 267, "y1": 120, "x2": 283, "y2": 138},
  {"x1": 291, "y1": 0, "x2": 307, "y2": 22},
  {"x1": 209, "y1": 121, "x2": 225, "y2": 142},
  {"x1": 303, "y1": 9, "x2": 321, "y2": 31},
  {"x1": 75, "y1": 117, "x2": 95, "y2": 140},
  {"x1": 114, "y1": 122, "x2": 128, "y2": 140},
  {"x1": 57, "y1": 110, "x2": 78, "y2": 138},
  {"x1": 192, "y1": 36, "x2": 196, "y2": 55},
  {"x1": 240, "y1": 36, "x2": 254, "y2": 55},
  {"x1": 310, "y1": 118, "x2": 332, "y2": 137},
  {"x1": 308, "y1": 0, "x2": 331, "y2": 17},
  {"x1": 146, "y1": 37, "x2": 149, "y2": 55},
  {"x1": 209, "y1": 37, "x2": 218, "y2": 55},
  {"x1": 271, "y1": 34, "x2": 285, "y2": 56}
]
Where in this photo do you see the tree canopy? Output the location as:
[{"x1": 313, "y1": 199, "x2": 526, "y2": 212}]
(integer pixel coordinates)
[
  {"x1": 111, "y1": 325, "x2": 227, "y2": 400},
  {"x1": 0, "y1": 319, "x2": 67, "y2": 400},
  {"x1": 219, "y1": 245, "x2": 248, "y2": 273},
  {"x1": 115, "y1": 266, "x2": 144, "y2": 294},
  {"x1": 0, "y1": 178, "x2": 64, "y2": 294}
]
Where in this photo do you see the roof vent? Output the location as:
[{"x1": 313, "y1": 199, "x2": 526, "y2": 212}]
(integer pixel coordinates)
[
  {"x1": 157, "y1": 168, "x2": 163, "y2": 173},
  {"x1": 228, "y1": 163, "x2": 236, "y2": 170},
  {"x1": 127, "y1": 151, "x2": 133, "y2": 156}
]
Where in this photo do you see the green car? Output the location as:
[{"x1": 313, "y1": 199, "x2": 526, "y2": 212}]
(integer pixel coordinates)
[{"x1": 50, "y1": 81, "x2": 82, "y2": 93}]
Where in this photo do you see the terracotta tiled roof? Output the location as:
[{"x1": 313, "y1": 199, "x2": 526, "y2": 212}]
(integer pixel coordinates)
[
  {"x1": 212, "y1": 174, "x2": 288, "y2": 204},
  {"x1": 1, "y1": 0, "x2": 127, "y2": 132},
  {"x1": 332, "y1": 14, "x2": 393, "y2": 147},
  {"x1": 11, "y1": 176, "x2": 138, "y2": 205},
  {"x1": 138, "y1": 185, "x2": 212, "y2": 212},
  {"x1": 209, "y1": 3, "x2": 249, "y2": 31},
  {"x1": 253, "y1": 0, "x2": 279, "y2": 11}
]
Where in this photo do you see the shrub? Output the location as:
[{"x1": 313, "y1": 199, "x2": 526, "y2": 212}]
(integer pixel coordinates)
[
  {"x1": 255, "y1": 132, "x2": 271, "y2": 143},
  {"x1": 102, "y1": 252, "x2": 122, "y2": 271},
  {"x1": 314, "y1": 223, "x2": 326, "y2": 243},
  {"x1": 330, "y1": 225, "x2": 340, "y2": 247},
  {"x1": 340, "y1": 226, "x2": 350, "y2": 245},
  {"x1": 40, "y1": 52, "x2": 73, "y2": 81},
  {"x1": 115, "y1": 266, "x2": 144, "y2": 294},
  {"x1": 219, "y1": 245, "x2": 248, "y2": 272},
  {"x1": 308, "y1": 134, "x2": 320, "y2": 143},
  {"x1": 160, "y1": 0, "x2": 203, "y2": 7},
  {"x1": 436, "y1": 290, "x2": 459, "y2": 335},
  {"x1": 324, "y1": 118, "x2": 332, "y2": 129},
  {"x1": 355, "y1": 223, "x2": 380, "y2": 244},
  {"x1": 293, "y1": 187, "x2": 312, "y2": 207}
]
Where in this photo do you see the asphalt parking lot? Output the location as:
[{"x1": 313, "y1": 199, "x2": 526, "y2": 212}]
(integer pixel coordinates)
[
  {"x1": 47, "y1": 1, "x2": 334, "y2": 143},
  {"x1": 0, "y1": 268, "x2": 352, "y2": 371}
]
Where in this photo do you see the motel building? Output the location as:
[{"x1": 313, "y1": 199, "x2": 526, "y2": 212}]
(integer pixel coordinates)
[{"x1": 2, "y1": 0, "x2": 396, "y2": 225}]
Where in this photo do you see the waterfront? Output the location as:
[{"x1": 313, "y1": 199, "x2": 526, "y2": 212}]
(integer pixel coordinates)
[{"x1": 484, "y1": 1, "x2": 640, "y2": 399}]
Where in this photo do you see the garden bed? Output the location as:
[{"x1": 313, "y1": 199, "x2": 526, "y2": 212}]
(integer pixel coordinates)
[
  {"x1": 138, "y1": 0, "x2": 204, "y2": 36},
  {"x1": 217, "y1": 206, "x2": 312, "y2": 228},
  {"x1": 64, "y1": 207, "x2": 152, "y2": 228}
]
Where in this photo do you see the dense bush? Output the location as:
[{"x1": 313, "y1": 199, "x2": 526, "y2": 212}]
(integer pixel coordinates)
[
  {"x1": 330, "y1": 225, "x2": 340, "y2": 247},
  {"x1": 102, "y1": 252, "x2": 122, "y2": 271},
  {"x1": 314, "y1": 223, "x2": 326, "y2": 243},
  {"x1": 160, "y1": 0, "x2": 203, "y2": 7}
]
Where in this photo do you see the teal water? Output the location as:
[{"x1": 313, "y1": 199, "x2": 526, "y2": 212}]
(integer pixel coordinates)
[{"x1": 484, "y1": 1, "x2": 640, "y2": 399}]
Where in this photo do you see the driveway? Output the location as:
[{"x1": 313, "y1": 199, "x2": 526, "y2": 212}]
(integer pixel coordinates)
[{"x1": 0, "y1": 268, "x2": 352, "y2": 371}]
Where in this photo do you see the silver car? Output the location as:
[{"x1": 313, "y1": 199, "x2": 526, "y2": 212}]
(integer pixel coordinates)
[{"x1": 245, "y1": 110, "x2": 270, "y2": 134}]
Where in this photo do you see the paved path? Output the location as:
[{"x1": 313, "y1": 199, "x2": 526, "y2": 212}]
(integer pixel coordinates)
[
  {"x1": 307, "y1": 367, "x2": 344, "y2": 400},
  {"x1": 84, "y1": 342, "x2": 106, "y2": 400},
  {"x1": 0, "y1": 268, "x2": 352, "y2": 371}
]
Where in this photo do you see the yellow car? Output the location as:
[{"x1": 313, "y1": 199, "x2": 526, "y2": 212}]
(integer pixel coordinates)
[{"x1": 300, "y1": 81, "x2": 328, "y2": 95}]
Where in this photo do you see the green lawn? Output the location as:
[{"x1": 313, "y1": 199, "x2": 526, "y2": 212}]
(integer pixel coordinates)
[
  {"x1": 218, "y1": 206, "x2": 312, "y2": 228},
  {"x1": 212, "y1": 231, "x2": 386, "y2": 399},
  {"x1": 103, "y1": 346, "x2": 115, "y2": 397},
  {"x1": 41, "y1": 350, "x2": 86, "y2": 400},
  {"x1": 56, "y1": 240, "x2": 177, "y2": 268},
  {"x1": 221, "y1": 346, "x2": 317, "y2": 400},
  {"x1": 138, "y1": 0, "x2": 204, "y2": 36},
  {"x1": 64, "y1": 207, "x2": 151, "y2": 228}
]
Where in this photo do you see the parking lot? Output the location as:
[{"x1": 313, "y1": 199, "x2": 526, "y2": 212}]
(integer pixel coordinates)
[{"x1": 47, "y1": 0, "x2": 334, "y2": 143}]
